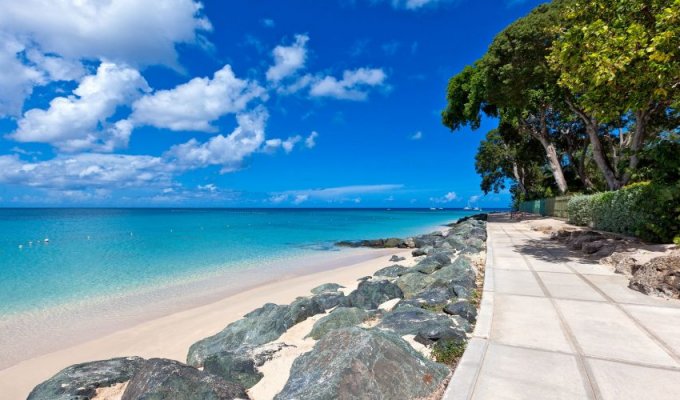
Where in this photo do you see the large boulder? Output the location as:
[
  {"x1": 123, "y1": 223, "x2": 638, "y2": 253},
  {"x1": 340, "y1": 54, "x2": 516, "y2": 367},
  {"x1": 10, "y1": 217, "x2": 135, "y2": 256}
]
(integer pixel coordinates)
[
  {"x1": 274, "y1": 327, "x2": 449, "y2": 400},
  {"x1": 187, "y1": 297, "x2": 323, "y2": 367},
  {"x1": 310, "y1": 283, "x2": 344, "y2": 295},
  {"x1": 397, "y1": 287, "x2": 453, "y2": 310},
  {"x1": 311, "y1": 291, "x2": 348, "y2": 310},
  {"x1": 203, "y1": 351, "x2": 263, "y2": 389},
  {"x1": 629, "y1": 256, "x2": 680, "y2": 299},
  {"x1": 394, "y1": 272, "x2": 437, "y2": 298},
  {"x1": 389, "y1": 255, "x2": 406, "y2": 262},
  {"x1": 122, "y1": 358, "x2": 247, "y2": 400},
  {"x1": 373, "y1": 264, "x2": 409, "y2": 278},
  {"x1": 346, "y1": 279, "x2": 403, "y2": 310},
  {"x1": 443, "y1": 300, "x2": 478, "y2": 323},
  {"x1": 307, "y1": 307, "x2": 373, "y2": 340},
  {"x1": 413, "y1": 253, "x2": 452, "y2": 274},
  {"x1": 378, "y1": 306, "x2": 465, "y2": 346},
  {"x1": 28, "y1": 357, "x2": 145, "y2": 400}
]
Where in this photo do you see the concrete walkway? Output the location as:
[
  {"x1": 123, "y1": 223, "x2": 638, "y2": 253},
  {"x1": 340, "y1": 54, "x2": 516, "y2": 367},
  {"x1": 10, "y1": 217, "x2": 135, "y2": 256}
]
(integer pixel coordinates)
[{"x1": 444, "y1": 214, "x2": 680, "y2": 400}]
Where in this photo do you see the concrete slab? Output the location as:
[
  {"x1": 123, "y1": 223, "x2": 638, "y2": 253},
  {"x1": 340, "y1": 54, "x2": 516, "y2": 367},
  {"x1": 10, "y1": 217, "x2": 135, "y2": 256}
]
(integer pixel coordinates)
[
  {"x1": 583, "y1": 274, "x2": 672, "y2": 306},
  {"x1": 538, "y1": 272, "x2": 606, "y2": 302},
  {"x1": 472, "y1": 343, "x2": 590, "y2": 400},
  {"x1": 567, "y1": 261, "x2": 615, "y2": 276},
  {"x1": 493, "y1": 269, "x2": 544, "y2": 297},
  {"x1": 587, "y1": 358, "x2": 680, "y2": 400},
  {"x1": 623, "y1": 304, "x2": 680, "y2": 356},
  {"x1": 491, "y1": 294, "x2": 573, "y2": 353},
  {"x1": 443, "y1": 338, "x2": 488, "y2": 400},
  {"x1": 473, "y1": 291, "x2": 494, "y2": 339},
  {"x1": 556, "y1": 299, "x2": 678, "y2": 367},
  {"x1": 527, "y1": 259, "x2": 573, "y2": 273}
]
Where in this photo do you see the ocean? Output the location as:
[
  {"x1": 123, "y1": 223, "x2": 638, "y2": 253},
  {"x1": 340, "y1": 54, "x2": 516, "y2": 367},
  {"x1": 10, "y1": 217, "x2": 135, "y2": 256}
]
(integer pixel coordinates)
[{"x1": 0, "y1": 208, "x2": 487, "y2": 316}]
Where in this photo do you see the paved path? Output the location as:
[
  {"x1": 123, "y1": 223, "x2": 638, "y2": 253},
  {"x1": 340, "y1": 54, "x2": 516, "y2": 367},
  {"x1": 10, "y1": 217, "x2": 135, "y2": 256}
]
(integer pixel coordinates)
[{"x1": 444, "y1": 214, "x2": 680, "y2": 400}]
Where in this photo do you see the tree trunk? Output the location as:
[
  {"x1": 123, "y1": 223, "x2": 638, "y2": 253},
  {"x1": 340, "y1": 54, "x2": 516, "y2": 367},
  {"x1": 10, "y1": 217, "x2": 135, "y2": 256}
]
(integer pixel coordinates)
[
  {"x1": 527, "y1": 113, "x2": 569, "y2": 195},
  {"x1": 566, "y1": 99, "x2": 621, "y2": 190},
  {"x1": 512, "y1": 162, "x2": 526, "y2": 196},
  {"x1": 621, "y1": 108, "x2": 652, "y2": 185}
]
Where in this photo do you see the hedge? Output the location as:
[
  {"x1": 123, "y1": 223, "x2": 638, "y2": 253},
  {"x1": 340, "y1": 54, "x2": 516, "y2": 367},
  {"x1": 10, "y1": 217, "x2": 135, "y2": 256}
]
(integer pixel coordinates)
[{"x1": 567, "y1": 181, "x2": 680, "y2": 244}]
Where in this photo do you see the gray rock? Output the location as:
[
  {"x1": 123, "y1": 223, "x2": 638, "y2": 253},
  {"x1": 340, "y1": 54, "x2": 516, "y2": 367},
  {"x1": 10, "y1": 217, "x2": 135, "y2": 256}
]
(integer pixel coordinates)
[
  {"x1": 28, "y1": 357, "x2": 145, "y2": 400},
  {"x1": 187, "y1": 297, "x2": 323, "y2": 367},
  {"x1": 395, "y1": 272, "x2": 437, "y2": 298},
  {"x1": 443, "y1": 300, "x2": 477, "y2": 323},
  {"x1": 397, "y1": 287, "x2": 453, "y2": 310},
  {"x1": 629, "y1": 256, "x2": 680, "y2": 299},
  {"x1": 411, "y1": 248, "x2": 428, "y2": 257},
  {"x1": 310, "y1": 283, "x2": 344, "y2": 295},
  {"x1": 122, "y1": 358, "x2": 247, "y2": 400},
  {"x1": 378, "y1": 306, "x2": 464, "y2": 345},
  {"x1": 307, "y1": 307, "x2": 373, "y2": 340},
  {"x1": 413, "y1": 253, "x2": 452, "y2": 274},
  {"x1": 346, "y1": 279, "x2": 403, "y2": 309},
  {"x1": 357, "y1": 275, "x2": 372, "y2": 282},
  {"x1": 389, "y1": 255, "x2": 406, "y2": 262},
  {"x1": 275, "y1": 327, "x2": 449, "y2": 400},
  {"x1": 203, "y1": 351, "x2": 263, "y2": 389},
  {"x1": 373, "y1": 264, "x2": 409, "y2": 278},
  {"x1": 311, "y1": 291, "x2": 348, "y2": 310}
]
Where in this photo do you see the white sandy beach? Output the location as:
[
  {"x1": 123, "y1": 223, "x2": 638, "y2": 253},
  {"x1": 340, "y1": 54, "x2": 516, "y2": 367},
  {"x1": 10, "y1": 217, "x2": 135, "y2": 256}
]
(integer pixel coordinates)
[{"x1": 0, "y1": 247, "x2": 415, "y2": 399}]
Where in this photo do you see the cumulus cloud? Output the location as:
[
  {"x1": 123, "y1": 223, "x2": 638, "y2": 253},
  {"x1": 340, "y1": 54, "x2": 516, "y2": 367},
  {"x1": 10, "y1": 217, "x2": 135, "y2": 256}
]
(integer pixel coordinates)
[
  {"x1": 263, "y1": 135, "x2": 302, "y2": 154},
  {"x1": 271, "y1": 184, "x2": 403, "y2": 204},
  {"x1": 430, "y1": 191, "x2": 458, "y2": 203},
  {"x1": 10, "y1": 62, "x2": 149, "y2": 152},
  {"x1": 309, "y1": 68, "x2": 386, "y2": 101},
  {"x1": 410, "y1": 131, "x2": 423, "y2": 140},
  {"x1": 164, "y1": 107, "x2": 268, "y2": 173},
  {"x1": 266, "y1": 34, "x2": 309, "y2": 82},
  {"x1": 0, "y1": 35, "x2": 46, "y2": 116},
  {"x1": 0, "y1": 0, "x2": 211, "y2": 67},
  {"x1": 305, "y1": 131, "x2": 319, "y2": 148},
  {"x1": 132, "y1": 65, "x2": 264, "y2": 132},
  {"x1": 0, "y1": 153, "x2": 172, "y2": 190}
]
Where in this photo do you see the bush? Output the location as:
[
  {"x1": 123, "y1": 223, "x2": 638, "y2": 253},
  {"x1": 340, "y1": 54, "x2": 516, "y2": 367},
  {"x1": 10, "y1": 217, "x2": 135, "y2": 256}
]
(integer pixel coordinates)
[{"x1": 566, "y1": 182, "x2": 680, "y2": 243}]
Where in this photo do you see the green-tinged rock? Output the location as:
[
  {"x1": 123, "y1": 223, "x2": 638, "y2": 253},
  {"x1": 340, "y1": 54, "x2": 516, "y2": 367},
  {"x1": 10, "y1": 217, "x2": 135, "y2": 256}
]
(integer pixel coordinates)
[
  {"x1": 395, "y1": 272, "x2": 438, "y2": 298},
  {"x1": 307, "y1": 307, "x2": 373, "y2": 340},
  {"x1": 187, "y1": 297, "x2": 323, "y2": 367},
  {"x1": 413, "y1": 253, "x2": 452, "y2": 274},
  {"x1": 311, "y1": 291, "x2": 348, "y2": 310},
  {"x1": 28, "y1": 357, "x2": 145, "y2": 400},
  {"x1": 203, "y1": 351, "x2": 263, "y2": 389},
  {"x1": 373, "y1": 264, "x2": 409, "y2": 277},
  {"x1": 310, "y1": 283, "x2": 344, "y2": 295},
  {"x1": 121, "y1": 358, "x2": 247, "y2": 400},
  {"x1": 274, "y1": 327, "x2": 449, "y2": 400},
  {"x1": 378, "y1": 305, "x2": 464, "y2": 346},
  {"x1": 346, "y1": 279, "x2": 403, "y2": 309},
  {"x1": 444, "y1": 300, "x2": 478, "y2": 323}
]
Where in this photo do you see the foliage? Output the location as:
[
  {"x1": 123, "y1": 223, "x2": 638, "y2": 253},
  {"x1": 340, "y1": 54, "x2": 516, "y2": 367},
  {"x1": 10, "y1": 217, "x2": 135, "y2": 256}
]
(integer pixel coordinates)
[
  {"x1": 567, "y1": 182, "x2": 680, "y2": 243},
  {"x1": 431, "y1": 340, "x2": 467, "y2": 366}
]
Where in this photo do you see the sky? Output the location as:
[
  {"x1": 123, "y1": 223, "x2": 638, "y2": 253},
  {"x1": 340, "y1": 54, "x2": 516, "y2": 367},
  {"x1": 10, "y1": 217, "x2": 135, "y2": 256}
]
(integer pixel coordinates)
[{"x1": 0, "y1": 0, "x2": 545, "y2": 208}]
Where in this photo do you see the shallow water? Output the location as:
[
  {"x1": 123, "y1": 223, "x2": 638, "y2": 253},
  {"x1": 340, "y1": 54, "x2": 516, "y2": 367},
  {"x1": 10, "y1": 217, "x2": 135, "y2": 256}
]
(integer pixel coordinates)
[{"x1": 0, "y1": 208, "x2": 485, "y2": 315}]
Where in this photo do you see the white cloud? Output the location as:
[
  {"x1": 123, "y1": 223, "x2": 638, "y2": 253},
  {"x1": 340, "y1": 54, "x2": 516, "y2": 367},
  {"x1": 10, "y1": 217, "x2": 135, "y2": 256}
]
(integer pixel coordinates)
[
  {"x1": 261, "y1": 18, "x2": 275, "y2": 28},
  {"x1": 131, "y1": 65, "x2": 265, "y2": 132},
  {"x1": 198, "y1": 183, "x2": 217, "y2": 192},
  {"x1": 10, "y1": 62, "x2": 149, "y2": 152},
  {"x1": 410, "y1": 131, "x2": 423, "y2": 140},
  {"x1": 266, "y1": 34, "x2": 309, "y2": 82},
  {"x1": 263, "y1": 135, "x2": 302, "y2": 154},
  {"x1": 469, "y1": 194, "x2": 481, "y2": 204},
  {"x1": 430, "y1": 191, "x2": 458, "y2": 203},
  {"x1": 305, "y1": 131, "x2": 319, "y2": 148},
  {"x1": 0, "y1": 35, "x2": 45, "y2": 116},
  {"x1": 0, "y1": 0, "x2": 211, "y2": 67},
  {"x1": 0, "y1": 153, "x2": 172, "y2": 190},
  {"x1": 272, "y1": 184, "x2": 403, "y2": 204},
  {"x1": 389, "y1": 0, "x2": 453, "y2": 9},
  {"x1": 309, "y1": 68, "x2": 386, "y2": 101},
  {"x1": 165, "y1": 107, "x2": 268, "y2": 173}
]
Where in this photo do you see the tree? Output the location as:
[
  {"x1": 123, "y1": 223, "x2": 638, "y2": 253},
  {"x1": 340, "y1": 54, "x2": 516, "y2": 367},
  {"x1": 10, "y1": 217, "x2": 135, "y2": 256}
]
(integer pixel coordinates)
[{"x1": 548, "y1": 0, "x2": 680, "y2": 188}]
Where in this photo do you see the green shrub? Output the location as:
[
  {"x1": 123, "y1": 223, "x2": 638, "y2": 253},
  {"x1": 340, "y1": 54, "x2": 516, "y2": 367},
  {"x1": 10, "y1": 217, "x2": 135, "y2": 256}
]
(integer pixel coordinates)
[
  {"x1": 566, "y1": 182, "x2": 680, "y2": 243},
  {"x1": 432, "y1": 339, "x2": 466, "y2": 365},
  {"x1": 567, "y1": 195, "x2": 594, "y2": 226}
]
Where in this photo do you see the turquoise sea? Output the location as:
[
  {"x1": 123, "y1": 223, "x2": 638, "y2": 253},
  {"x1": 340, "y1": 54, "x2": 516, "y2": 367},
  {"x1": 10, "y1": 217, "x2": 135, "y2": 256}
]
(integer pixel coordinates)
[{"x1": 0, "y1": 208, "x2": 488, "y2": 316}]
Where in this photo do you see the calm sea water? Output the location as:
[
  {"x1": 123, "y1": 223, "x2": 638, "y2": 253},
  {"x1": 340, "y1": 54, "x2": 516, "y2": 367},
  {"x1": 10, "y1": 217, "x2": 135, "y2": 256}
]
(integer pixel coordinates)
[{"x1": 0, "y1": 208, "x2": 485, "y2": 315}]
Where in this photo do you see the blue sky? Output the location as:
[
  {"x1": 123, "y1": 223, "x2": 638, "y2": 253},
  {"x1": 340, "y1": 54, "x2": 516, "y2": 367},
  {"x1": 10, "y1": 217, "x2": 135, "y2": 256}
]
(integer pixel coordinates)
[{"x1": 0, "y1": 0, "x2": 544, "y2": 207}]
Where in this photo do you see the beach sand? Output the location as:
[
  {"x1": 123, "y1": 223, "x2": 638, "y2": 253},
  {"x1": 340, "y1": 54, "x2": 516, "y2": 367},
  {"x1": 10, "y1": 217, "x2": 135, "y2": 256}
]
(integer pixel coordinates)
[{"x1": 0, "y1": 247, "x2": 413, "y2": 399}]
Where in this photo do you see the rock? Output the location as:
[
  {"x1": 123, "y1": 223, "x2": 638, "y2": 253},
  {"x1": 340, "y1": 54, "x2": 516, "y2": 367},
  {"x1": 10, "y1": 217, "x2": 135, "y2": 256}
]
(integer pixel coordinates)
[
  {"x1": 357, "y1": 275, "x2": 372, "y2": 282},
  {"x1": 187, "y1": 297, "x2": 324, "y2": 367},
  {"x1": 413, "y1": 235, "x2": 439, "y2": 248},
  {"x1": 346, "y1": 279, "x2": 403, "y2": 309},
  {"x1": 336, "y1": 238, "x2": 407, "y2": 249},
  {"x1": 122, "y1": 358, "x2": 247, "y2": 400},
  {"x1": 443, "y1": 300, "x2": 477, "y2": 323},
  {"x1": 431, "y1": 258, "x2": 477, "y2": 296},
  {"x1": 629, "y1": 256, "x2": 680, "y2": 299},
  {"x1": 604, "y1": 253, "x2": 639, "y2": 277},
  {"x1": 411, "y1": 248, "x2": 428, "y2": 257},
  {"x1": 373, "y1": 264, "x2": 409, "y2": 278},
  {"x1": 310, "y1": 283, "x2": 344, "y2": 295},
  {"x1": 378, "y1": 306, "x2": 465, "y2": 346},
  {"x1": 398, "y1": 287, "x2": 453, "y2": 310},
  {"x1": 581, "y1": 239, "x2": 611, "y2": 254},
  {"x1": 413, "y1": 253, "x2": 452, "y2": 274},
  {"x1": 311, "y1": 291, "x2": 348, "y2": 310},
  {"x1": 307, "y1": 307, "x2": 372, "y2": 340},
  {"x1": 275, "y1": 327, "x2": 449, "y2": 400},
  {"x1": 203, "y1": 351, "x2": 263, "y2": 389},
  {"x1": 389, "y1": 255, "x2": 406, "y2": 262},
  {"x1": 395, "y1": 272, "x2": 437, "y2": 298},
  {"x1": 28, "y1": 357, "x2": 145, "y2": 400},
  {"x1": 567, "y1": 231, "x2": 604, "y2": 250}
]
